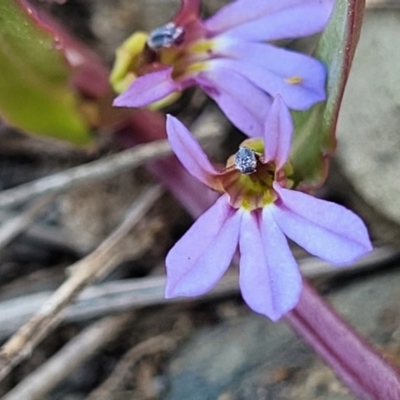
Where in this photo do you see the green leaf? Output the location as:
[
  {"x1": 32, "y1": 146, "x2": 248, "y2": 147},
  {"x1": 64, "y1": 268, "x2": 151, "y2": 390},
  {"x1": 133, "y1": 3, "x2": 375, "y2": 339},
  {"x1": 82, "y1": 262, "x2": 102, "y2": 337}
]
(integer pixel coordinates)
[
  {"x1": 0, "y1": 0, "x2": 92, "y2": 145},
  {"x1": 290, "y1": 0, "x2": 365, "y2": 187}
]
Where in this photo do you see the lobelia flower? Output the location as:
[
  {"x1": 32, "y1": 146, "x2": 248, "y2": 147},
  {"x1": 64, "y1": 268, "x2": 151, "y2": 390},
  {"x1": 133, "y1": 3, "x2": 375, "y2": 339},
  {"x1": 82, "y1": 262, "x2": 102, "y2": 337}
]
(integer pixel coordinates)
[
  {"x1": 165, "y1": 96, "x2": 372, "y2": 321},
  {"x1": 113, "y1": 0, "x2": 335, "y2": 137}
]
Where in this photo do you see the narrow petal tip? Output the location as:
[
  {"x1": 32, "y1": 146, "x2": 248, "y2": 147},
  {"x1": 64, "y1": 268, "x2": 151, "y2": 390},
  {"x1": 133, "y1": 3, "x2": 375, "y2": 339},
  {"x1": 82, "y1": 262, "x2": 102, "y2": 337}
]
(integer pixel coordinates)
[
  {"x1": 164, "y1": 279, "x2": 187, "y2": 299},
  {"x1": 112, "y1": 67, "x2": 179, "y2": 108},
  {"x1": 164, "y1": 284, "x2": 176, "y2": 299},
  {"x1": 112, "y1": 93, "x2": 128, "y2": 107},
  {"x1": 263, "y1": 95, "x2": 293, "y2": 168},
  {"x1": 166, "y1": 115, "x2": 220, "y2": 188}
]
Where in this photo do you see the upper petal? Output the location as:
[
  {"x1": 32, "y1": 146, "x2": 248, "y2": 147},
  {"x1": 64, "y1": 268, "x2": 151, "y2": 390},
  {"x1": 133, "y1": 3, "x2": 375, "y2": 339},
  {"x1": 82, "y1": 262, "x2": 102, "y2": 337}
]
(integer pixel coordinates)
[
  {"x1": 239, "y1": 208, "x2": 302, "y2": 321},
  {"x1": 205, "y1": 0, "x2": 334, "y2": 41},
  {"x1": 197, "y1": 66, "x2": 271, "y2": 138},
  {"x1": 113, "y1": 67, "x2": 180, "y2": 108},
  {"x1": 166, "y1": 115, "x2": 220, "y2": 189},
  {"x1": 209, "y1": 53, "x2": 325, "y2": 111},
  {"x1": 263, "y1": 95, "x2": 293, "y2": 169},
  {"x1": 214, "y1": 39, "x2": 327, "y2": 110},
  {"x1": 273, "y1": 184, "x2": 373, "y2": 265},
  {"x1": 165, "y1": 195, "x2": 242, "y2": 297}
]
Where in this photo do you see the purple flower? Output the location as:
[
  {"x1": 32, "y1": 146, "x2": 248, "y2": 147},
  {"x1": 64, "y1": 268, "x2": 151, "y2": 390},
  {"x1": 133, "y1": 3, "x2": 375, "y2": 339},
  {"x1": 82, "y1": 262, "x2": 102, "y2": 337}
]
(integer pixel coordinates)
[
  {"x1": 165, "y1": 96, "x2": 372, "y2": 321},
  {"x1": 113, "y1": 0, "x2": 334, "y2": 137}
]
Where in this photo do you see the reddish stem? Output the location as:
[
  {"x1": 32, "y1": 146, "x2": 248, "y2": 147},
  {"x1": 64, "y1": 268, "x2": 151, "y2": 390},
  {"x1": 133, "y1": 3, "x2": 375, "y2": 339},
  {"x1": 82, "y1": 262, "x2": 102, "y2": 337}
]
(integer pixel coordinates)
[{"x1": 287, "y1": 282, "x2": 400, "y2": 400}]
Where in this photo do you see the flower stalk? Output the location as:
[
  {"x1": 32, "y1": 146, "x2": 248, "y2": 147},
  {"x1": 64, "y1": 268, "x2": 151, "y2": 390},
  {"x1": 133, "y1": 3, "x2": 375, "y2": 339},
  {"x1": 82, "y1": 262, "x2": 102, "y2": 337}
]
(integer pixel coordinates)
[{"x1": 287, "y1": 281, "x2": 400, "y2": 399}]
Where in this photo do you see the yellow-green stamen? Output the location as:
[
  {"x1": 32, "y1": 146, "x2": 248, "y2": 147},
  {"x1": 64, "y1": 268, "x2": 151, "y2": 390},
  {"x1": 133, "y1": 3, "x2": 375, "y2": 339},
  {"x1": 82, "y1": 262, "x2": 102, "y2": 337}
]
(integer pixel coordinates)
[
  {"x1": 285, "y1": 75, "x2": 303, "y2": 84},
  {"x1": 220, "y1": 139, "x2": 293, "y2": 211}
]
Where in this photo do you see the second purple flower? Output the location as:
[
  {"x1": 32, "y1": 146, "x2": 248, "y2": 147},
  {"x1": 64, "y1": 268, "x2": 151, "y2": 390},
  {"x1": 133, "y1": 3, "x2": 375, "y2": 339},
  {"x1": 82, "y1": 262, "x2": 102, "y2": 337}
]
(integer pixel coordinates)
[{"x1": 113, "y1": 0, "x2": 334, "y2": 137}]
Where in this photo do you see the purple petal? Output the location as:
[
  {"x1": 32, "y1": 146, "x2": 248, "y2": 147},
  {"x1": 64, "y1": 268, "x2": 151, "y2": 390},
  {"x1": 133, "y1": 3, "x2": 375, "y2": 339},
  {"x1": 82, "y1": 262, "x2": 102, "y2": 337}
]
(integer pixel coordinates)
[
  {"x1": 273, "y1": 184, "x2": 373, "y2": 265},
  {"x1": 165, "y1": 195, "x2": 241, "y2": 297},
  {"x1": 205, "y1": 0, "x2": 334, "y2": 41},
  {"x1": 209, "y1": 50, "x2": 325, "y2": 111},
  {"x1": 113, "y1": 67, "x2": 180, "y2": 108},
  {"x1": 166, "y1": 115, "x2": 219, "y2": 188},
  {"x1": 196, "y1": 67, "x2": 271, "y2": 137},
  {"x1": 216, "y1": 39, "x2": 327, "y2": 109},
  {"x1": 263, "y1": 95, "x2": 293, "y2": 168},
  {"x1": 239, "y1": 208, "x2": 302, "y2": 321}
]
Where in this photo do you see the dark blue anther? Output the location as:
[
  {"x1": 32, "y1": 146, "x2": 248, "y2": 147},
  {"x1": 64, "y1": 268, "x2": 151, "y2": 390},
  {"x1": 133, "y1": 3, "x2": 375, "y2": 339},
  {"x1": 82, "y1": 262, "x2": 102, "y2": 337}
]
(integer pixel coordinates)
[
  {"x1": 234, "y1": 147, "x2": 257, "y2": 175},
  {"x1": 147, "y1": 23, "x2": 184, "y2": 50}
]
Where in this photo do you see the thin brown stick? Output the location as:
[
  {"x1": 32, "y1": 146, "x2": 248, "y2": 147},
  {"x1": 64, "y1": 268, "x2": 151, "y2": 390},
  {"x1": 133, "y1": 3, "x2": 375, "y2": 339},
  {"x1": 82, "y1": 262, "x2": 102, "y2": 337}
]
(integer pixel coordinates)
[
  {"x1": 0, "y1": 193, "x2": 56, "y2": 252},
  {"x1": 0, "y1": 246, "x2": 395, "y2": 340},
  {"x1": 85, "y1": 335, "x2": 176, "y2": 400},
  {"x1": 0, "y1": 208, "x2": 84, "y2": 255},
  {"x1": 0, "y1": 185, "x2": 163, "y2": 382},
  {"x1": 0, "y1": 272, "x2": 239, "y2": 340},
  {"x1": 0, "y1": 140, "x2": 170, "y2": 209},
  {"x1": 0, "y1": 114, "x2": 224, "y2": 209},
  {"x1": 2, "y1": 312, "x2": 135, "y2": 400}
]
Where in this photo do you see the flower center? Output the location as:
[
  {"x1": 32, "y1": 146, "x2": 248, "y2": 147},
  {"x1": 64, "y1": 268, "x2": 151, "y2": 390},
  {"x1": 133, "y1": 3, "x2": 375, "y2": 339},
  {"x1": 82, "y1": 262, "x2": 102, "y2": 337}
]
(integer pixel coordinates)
[
  {"x1": 158, "y1": 33, "x2": 213, "y2": 80},
  {"x1": 218, "y1": 140, "x2": 293, "y2": 211},
  {"x1": 220, "y1": 146, "x2": 276, "y2": 210},
  {"x1": 145, "y1": 18, "x2": 212, "y2": 81}
]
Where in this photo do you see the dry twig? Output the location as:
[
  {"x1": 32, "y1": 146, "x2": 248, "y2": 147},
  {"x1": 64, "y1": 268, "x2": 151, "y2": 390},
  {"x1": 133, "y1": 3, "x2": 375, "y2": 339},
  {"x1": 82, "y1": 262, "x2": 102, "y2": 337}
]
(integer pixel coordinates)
[
  {"x1": 0, "y1": 246, "x2": 396, "y2": 340},
  {"x1": 0, "y1": 185, "x2": 163, "y2": 381},
  {"x1": 0, "y1": 208, "x2": 83, "y2": 255},
  {"x1": 0, "y1": 193, "x2": 56, "y2": 252},
  {"x1": 0, "y1": 273, "x2": 239, "y2": 340},
  {"x1": 0, "y1": 140, "x2": 171, "y2": 209},
  {"x1": 0, "y1": 110, "x2": 225, "y2": 209},
  {"x1": 2, "y1": 312, "x2": 135, "y2": 400}
]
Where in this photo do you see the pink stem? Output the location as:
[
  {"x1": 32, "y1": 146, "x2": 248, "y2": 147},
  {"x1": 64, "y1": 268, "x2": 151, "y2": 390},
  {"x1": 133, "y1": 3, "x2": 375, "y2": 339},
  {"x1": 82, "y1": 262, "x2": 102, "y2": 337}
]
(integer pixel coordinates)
[{"x1": 286, "y1": 281, "x2": 400, "y2": 400}]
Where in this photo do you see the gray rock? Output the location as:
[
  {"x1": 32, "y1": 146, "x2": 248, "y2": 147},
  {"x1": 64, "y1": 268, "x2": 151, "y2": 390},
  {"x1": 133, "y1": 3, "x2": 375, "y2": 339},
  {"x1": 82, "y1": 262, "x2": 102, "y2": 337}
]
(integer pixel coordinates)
[
  {"x1": 164, "y1": 315, "x2": 312, "y2": 400},
  {"x1": 336, "y1": 10, "x2": 400, "y2": 228}
]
